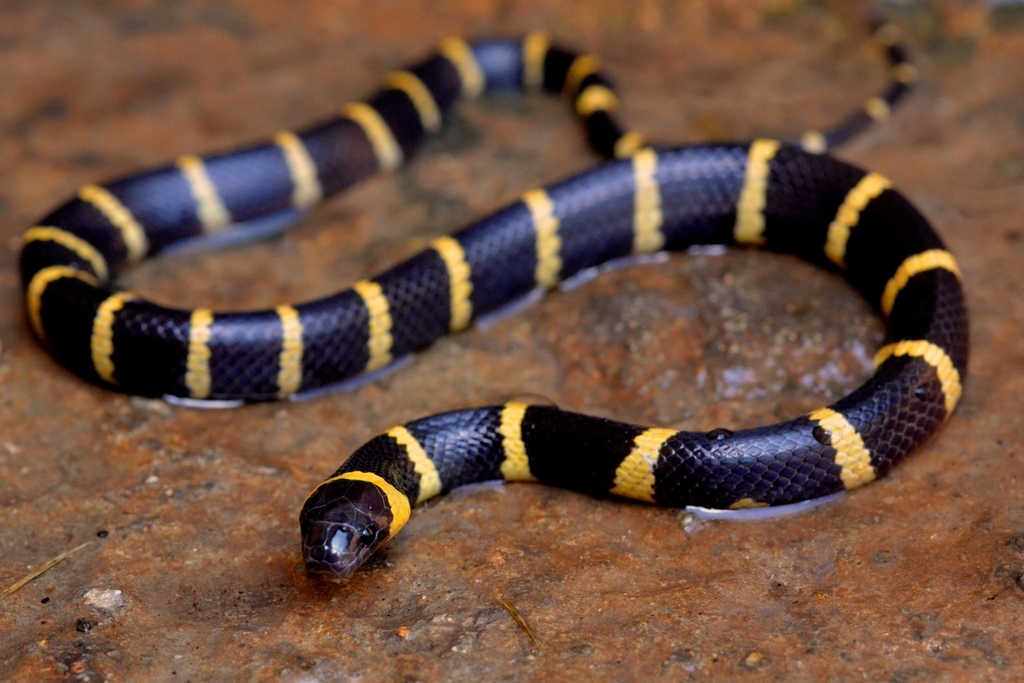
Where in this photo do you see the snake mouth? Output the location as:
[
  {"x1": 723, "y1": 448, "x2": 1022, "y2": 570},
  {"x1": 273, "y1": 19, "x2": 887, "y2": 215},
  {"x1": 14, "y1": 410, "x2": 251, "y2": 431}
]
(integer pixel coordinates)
[{"x1": 302, "y1": 520, "x2": 381, "y2": 577}]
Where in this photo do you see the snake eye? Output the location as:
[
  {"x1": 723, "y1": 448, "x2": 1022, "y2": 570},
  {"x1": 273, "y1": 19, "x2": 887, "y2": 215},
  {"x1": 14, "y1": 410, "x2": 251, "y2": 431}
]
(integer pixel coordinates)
[{"x1": 359, "y1": 528, "x2": 377, "y2": 546}]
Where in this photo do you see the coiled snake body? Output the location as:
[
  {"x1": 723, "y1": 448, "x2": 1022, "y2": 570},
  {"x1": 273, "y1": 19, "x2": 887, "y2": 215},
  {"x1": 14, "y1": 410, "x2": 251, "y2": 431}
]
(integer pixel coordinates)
[{"x1": 18, "y1": 30, "x2": 967, "y2": 577}]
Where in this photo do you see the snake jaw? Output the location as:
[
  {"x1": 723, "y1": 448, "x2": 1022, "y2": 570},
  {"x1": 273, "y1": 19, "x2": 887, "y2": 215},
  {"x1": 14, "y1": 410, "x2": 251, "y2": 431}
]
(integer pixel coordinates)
[{"x1": 302, "y1": 520, "x2": 382, "y2": 577}]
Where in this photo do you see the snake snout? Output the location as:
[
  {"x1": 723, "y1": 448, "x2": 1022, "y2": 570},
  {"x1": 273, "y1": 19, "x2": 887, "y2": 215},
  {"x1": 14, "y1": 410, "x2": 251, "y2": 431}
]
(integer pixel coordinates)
[{"x1": 302, "y1": 521, "x2": 377, "y2": 577}]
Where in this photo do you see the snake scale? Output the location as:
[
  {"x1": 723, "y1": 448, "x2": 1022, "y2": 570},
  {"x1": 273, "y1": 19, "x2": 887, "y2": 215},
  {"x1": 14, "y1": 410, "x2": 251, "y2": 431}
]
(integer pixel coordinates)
[{"x1": 18, "y1": 27, "x2": 967, "y2": 577}]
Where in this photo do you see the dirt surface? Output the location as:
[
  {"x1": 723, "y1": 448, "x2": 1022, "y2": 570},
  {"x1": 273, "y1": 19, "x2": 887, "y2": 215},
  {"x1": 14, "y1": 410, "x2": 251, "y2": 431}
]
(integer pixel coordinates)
[{"x1": 1, "y1": 1, "x2": 1023, "y2": 681}]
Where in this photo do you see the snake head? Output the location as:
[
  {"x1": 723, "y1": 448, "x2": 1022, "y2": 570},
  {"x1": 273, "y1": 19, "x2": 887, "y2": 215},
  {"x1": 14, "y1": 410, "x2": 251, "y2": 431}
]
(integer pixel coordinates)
[{"x1": 299, "y1": 477, "x2": 395, "y2": 577}]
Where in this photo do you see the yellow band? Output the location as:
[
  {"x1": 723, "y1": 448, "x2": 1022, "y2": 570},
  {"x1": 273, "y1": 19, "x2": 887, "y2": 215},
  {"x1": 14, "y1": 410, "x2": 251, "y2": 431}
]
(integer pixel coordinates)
[
  {"x1": 432, "y1": 236, "x2": 473, "y2": 332},
  {"x1": 274, "y1": 131, "x2": 322, "y2": 209},
  {"x1": 734, "y1": 139, "x2": 781, "y2": 245},
  {"x1": 23, "y1": 226, "x2": 109, "y2": 283},
  {"x1": 874, "y1": 340, "x2": 962, "y2": 414},
  {"x1": 276, "y1": 304, "x2": 304, "y2": 396},
  {"x1": 610, "y1": 428, "x2": 677, "y2": 502},
  {"x1": 385, "y1": 71, "x2": 442, "y2": 132},
  {"x1": 26, "y1": 265, "x2": 99, "y2": 340},
  {"x1": 499, "y1": 402, "x2": 533, "y2": 481},
  {"x1": 880, "y1": 249, "x2": 961, "y2": 317},
  {"x1": 824, "y1": 172, "x2": 892, "y2": 268},
  {"x1": 864, "y1": 96, "x2": 891, "y2": 123},
  {"x1": 809, "y1": 407, "x2": 876, "y2": 490},
  {"x1": 91, "y1": 291, "x2": 136, "y2": 384},
  {"x1": 352, "y1": 279, "x2": 394, "y2": 372},
  {"x1": 439, "y1": 37, "x2": 485, "y2": 99},
  {"x1": 575, "y1": 84, "x2": 618, "y2": 117},
  {"x1": 343, "y1": 102, "x2": 403, "y2": 171},
  {"x1": 522, "y1": 32, "x2": 550, "y2": 90},
  {"x1": 614, "y1": 131, "x2": 647, "y2": 159},
  {"x1": 632, "y1": 148, "x2": 664, "y2": 254},
  {"x1": 799, "y1": 130, "x2": 827, "y2": 154},
  {"x1": 77, "y1": 184, "x2": 148, "y2": 263},
  {"x1": 388, "y1": 426, "x2": 441, "y2": 504},
  {"x1": 564, "y1": 54, "x2": 600, "y2": 98},
  {"x1": 522, "y1": 189, "x2": 562, "y2": 289},
  {"x1": 185, "y1": 308, "x2": 214, "y2": 399},
  {"x1": 177, "y1": 155, "x2": 232, "y2": 234}
]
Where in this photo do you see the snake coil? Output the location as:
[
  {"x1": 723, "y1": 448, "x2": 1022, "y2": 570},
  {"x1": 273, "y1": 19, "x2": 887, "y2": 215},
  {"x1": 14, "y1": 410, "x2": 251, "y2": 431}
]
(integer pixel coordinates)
[{"x1": 17, "y1": 28, "x2": 966, "y2": 578}]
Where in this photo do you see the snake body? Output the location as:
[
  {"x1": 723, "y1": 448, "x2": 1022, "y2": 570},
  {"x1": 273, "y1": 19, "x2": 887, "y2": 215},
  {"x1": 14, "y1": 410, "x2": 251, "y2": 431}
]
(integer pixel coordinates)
[{"x1": 18, "y1": 30, "x2": 967, "y2": 578}]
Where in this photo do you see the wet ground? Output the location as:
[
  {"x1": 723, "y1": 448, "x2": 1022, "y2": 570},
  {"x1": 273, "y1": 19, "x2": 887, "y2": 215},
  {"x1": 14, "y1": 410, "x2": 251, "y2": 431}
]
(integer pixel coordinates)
[{"x1": 1, "y1": 0, "x2": 1023, "y2": 681}]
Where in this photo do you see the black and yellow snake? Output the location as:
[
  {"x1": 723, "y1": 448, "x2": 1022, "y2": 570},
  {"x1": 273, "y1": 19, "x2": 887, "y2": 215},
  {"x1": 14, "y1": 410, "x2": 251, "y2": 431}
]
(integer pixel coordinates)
[{"x1": 18, "y1": 28, "x2": 967, "y2": 577}]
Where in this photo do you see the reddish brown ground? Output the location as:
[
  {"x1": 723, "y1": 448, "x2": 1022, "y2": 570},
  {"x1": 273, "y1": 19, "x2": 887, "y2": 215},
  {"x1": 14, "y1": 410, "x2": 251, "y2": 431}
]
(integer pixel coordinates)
[{"x1": 1, "y1": 1, "x2": 1023, "y2": 681}]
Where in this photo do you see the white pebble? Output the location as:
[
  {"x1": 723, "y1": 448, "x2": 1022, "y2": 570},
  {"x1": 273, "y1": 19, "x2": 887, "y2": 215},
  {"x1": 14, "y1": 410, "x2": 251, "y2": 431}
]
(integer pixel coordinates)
[{"x1": 83, "y1": 588, "x2": 125, "y2": 613}]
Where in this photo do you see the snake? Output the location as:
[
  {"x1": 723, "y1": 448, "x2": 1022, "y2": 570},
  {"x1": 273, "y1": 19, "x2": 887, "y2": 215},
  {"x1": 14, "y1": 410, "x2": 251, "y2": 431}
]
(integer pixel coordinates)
[{"x1": 18, "y1": 27, "x2": 967, "y2": 578}]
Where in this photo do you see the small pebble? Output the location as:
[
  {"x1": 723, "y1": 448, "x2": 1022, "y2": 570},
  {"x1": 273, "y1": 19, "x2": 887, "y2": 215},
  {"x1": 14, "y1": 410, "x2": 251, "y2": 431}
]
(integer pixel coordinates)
[{"x1": 83, "y1": 588, "x2": 125, "y2": 613}]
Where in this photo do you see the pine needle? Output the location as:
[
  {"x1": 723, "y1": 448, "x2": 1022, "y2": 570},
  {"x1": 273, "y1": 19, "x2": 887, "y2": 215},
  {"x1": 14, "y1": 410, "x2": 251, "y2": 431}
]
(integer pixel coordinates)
[
  {"x1": 0, "y1": 542, "x2": 93, "y2": 603},
  {"x1": 498, "y1": 596, "x2": 541, "y2": 650}
]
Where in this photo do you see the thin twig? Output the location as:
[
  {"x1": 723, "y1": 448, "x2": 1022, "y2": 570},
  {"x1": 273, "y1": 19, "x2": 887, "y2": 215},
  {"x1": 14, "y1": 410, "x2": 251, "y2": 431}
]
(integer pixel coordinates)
[
  {"x1": 0, "y1": 542, "x2": 93, "y2": 603},
  {"x1": 498, "y1": 597, "x2": 541, "y2": 650}
]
